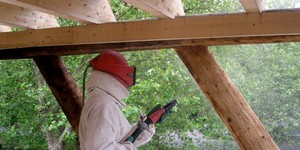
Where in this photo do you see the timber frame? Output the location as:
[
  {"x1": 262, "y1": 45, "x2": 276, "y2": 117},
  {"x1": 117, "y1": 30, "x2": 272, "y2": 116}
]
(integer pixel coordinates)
[{"x1": 1, "y1": 0, "x2": 299, "y2": 149}]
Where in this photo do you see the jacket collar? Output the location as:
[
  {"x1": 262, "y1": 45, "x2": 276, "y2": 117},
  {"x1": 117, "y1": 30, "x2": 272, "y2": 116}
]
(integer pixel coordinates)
[{"x1": 86, "y1": 70, "x2": 129, "y2": 108}]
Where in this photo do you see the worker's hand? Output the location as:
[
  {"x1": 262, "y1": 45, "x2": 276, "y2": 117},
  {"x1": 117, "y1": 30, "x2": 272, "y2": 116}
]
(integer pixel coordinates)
[{"x1": 134, "y1": 124, "x2": 155, "y2": 147}]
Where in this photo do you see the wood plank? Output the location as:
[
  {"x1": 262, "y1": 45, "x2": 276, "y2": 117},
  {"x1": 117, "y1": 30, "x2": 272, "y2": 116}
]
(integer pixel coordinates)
[
  {"x1": 122, "y1": 0, "x2": 184, "y2": 18},
  {"x1": 239, "y1": 0, "x2": 263, "y2": 13},
  {"x1": 0, "y1": 0, "x2": 116, "y2": 23},
  {"x1": 0, "y1": 9, "x2": 299, "y2": 50},
  {"x1": 0, "y1": 25, "x2": 11, "y2": 32},
  {"x1": 34, "y1": 56, "x2": 83, "y2": 134},
  {"x1": 0, "y1": 2, "x2": 59, "y2": 29},
  {"x1": 176, "y1": 46, "x2": 279, "y2": 150},
  {"x1": 1, "y1": 35, "x2": 300, "y2": 59}
]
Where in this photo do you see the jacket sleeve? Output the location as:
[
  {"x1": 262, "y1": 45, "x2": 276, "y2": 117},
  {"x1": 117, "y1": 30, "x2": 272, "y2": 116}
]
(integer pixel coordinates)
[{"x1": 86, "y1": 104, "x2": 137, "y2": 150}]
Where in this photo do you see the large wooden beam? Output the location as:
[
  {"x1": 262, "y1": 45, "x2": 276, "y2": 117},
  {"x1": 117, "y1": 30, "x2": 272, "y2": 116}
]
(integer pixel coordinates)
[
  {"x1": 1, "y1": 35, "x2": 300, "y2": 59},
  {"x1": 34, "y1": 56, "x2": 83, "y2": 134},
  {"x1": 239, "y1": 0, "x2": 263, "y2": 13},
  {"x1": 0, "y1": 10, "x2": 299, "y2": 50},
  {"x1": 0, "y1": 0, "x2": 115, "y2": 24},
  {"x1": 176, "y1": 46, "x2": 279, "y2": 150},
  {"x1": 122, "y1": 0, "x2": 184, "y2": 18},
  {"x1": 0, "y1": 2, "x2": 58, "y2": 29}
]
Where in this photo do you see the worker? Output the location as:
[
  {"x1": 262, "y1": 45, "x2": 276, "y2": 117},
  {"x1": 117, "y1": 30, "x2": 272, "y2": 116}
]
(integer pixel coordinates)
[{"x1": 79, "y1": 50, "x2": 155, "y2": 150}]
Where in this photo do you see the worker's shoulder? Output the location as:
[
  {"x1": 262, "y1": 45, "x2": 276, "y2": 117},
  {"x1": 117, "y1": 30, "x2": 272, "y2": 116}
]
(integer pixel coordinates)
[
  {"x1": 99, "y1": 97, "x2": 118, "y2": 108},
  {"x1": 84, "y1": 94, "x2": 111, "y2": 109},
  {"x1": 90, "y1": 100, "x2": 120, "y2": 118},
  {"x1": 93, "y1": 94, "x2": 119, "y2": 107}
]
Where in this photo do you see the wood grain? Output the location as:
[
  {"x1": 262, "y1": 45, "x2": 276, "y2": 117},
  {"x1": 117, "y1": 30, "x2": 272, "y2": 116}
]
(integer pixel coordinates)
[{"x1": 175, "y1": 46, "x2": 279, "y2": 150}]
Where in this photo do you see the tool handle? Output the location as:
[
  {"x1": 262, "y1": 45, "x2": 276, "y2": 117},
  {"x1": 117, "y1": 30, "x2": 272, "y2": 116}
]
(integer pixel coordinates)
[
  {"x1": 163, "y1": 100, "x2": 177, "y2": 113},
  {"x1": 126, "y1": 100, "x2": 177, "y2": 143},
  {"x1": 127, "y1": 127, "x2": 144, "y2": 143}
]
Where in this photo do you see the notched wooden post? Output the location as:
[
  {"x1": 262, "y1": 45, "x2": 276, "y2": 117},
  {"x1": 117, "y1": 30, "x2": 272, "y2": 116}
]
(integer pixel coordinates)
[
  {"x1": 175, "y1": 46, "x2": 279, "y2": 150},
  {"x1": 33, "y1": 55, "x2": 83, "y2": 134}
]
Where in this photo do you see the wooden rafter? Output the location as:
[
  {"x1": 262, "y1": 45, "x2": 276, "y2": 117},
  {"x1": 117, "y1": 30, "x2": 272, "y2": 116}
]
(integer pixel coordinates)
[
  {"x1": 122, "y1": 0, "x2": 184, "y2": 18},
  {"x1": 0, "y1": 10, "x2": 299, "y2": 50},
  {"x1": 239, "y1": 0, "x2": 263, "y2": 13},
  {"x1": 0, "y1": 0, "x2": 115, "y2": 24},
  {"x1": 0, "y1": 2, "x2": 58, "y2": 29}
]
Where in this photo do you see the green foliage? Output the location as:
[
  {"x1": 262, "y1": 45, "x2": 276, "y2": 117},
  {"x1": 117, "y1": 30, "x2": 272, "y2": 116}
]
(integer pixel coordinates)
[
  {"x1": 0, "y1": 60, "x2": 48, "y2": 149},
  {"x1": 57, "y1": 17, "x2": 82, "y2": 27},
  {"x1": 211, "y1": 43, "x2": 300, "y2": 144},
  {"x1": 183, "y1": 0, "x2": 243, "y2": 15},
  {"x1": 263, "y1": 0, "x2": 300, "y2": 9},
  {"x1": 0, "y1": 59, "x2": 77, "y2": 149},
  {"x1": 109, "y1": 0, "x2": 153, "y2": 21},
  {"x1": 10, "y1": 27, "x2": 23, "y2": 32}
]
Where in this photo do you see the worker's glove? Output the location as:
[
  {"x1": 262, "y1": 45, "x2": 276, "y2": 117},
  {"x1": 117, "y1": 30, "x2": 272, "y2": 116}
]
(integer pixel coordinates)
[
  {"x1": 132, "y1": 114, "x2": 155, "y2": 147},
  {"x1": 134, "y1": 123, "x2": 155, "y2": 147}
]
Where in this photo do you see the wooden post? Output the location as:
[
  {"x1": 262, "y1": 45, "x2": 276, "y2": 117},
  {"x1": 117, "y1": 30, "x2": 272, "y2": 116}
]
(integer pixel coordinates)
[
  {"x1": 34, "y1": 56, "x2": 83, "y2": 134},
  {"x1": 175, "y1": 46, "x2": 279, "y2": 150}
]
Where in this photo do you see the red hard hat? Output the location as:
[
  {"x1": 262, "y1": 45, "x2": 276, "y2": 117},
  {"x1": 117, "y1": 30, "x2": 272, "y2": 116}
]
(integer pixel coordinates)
[{"x1": 89, "y1": 50, "x2": 136, "y2": 89}]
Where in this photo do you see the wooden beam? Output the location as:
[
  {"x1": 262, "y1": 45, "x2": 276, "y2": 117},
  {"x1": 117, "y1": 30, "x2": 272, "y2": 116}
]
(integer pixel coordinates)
[
  {"x1": 0, "y1": 2, "x2": 59, "y2": 29},
  {"x1": 1, "y1": 35, "x2": 300, "y2": 59},
  {"x1": 0, "y1": 25, "x2": 11, "y2": 32},
  {"x1": 34, "y1": 56, "x2": 83, "y2": 134},
  {"x1": 0, "y1": 10, "x2": 299, "y2": 50},
  {"x1": 122, "y1": 0, "x2": 184, "y2": 18},
  {"x1": 0, "y1": 0, "x2": 116, "y2": 24},
  {"x1": 176, "y1": 46, "x2": 279, "y2": 150},
  {"x1": 239, "y1": 0, "x2": 263, "y2": 13}
]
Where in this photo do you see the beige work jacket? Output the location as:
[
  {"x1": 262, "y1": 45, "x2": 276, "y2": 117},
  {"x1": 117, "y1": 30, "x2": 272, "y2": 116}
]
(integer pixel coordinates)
[{"x1": 79, "y1": 71, "x2": 136, "y2": 150}]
